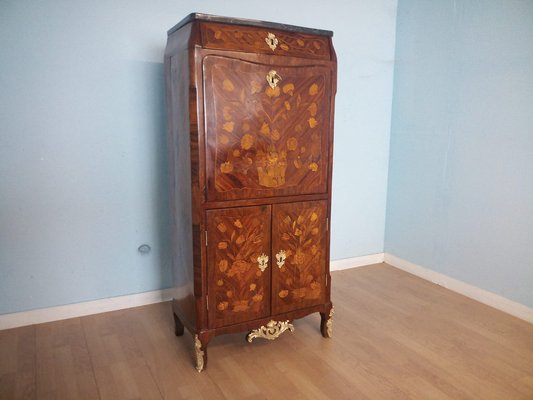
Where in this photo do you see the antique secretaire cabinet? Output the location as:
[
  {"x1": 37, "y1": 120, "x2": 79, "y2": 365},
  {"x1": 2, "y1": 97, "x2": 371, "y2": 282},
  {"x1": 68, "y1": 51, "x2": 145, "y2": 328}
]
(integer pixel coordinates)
[{"x1": 164, "y1": 13, "x2": 336, "y2": 371}]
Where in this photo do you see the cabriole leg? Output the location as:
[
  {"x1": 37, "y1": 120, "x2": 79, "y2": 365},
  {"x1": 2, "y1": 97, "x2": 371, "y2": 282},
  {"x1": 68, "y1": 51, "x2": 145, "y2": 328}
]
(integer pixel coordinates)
[
  {"x1": 194, "y1": 332, "x2": 211, "y2": 372},
  {"x1": 320, "y1": 306, "x2": 334, "y2": 338}
]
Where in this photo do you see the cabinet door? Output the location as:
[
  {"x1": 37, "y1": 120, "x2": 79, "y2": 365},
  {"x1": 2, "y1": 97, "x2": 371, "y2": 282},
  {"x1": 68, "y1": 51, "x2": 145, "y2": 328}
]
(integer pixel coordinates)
[
  {"x1": 271, "y1": 201, "x2": 327, "y2": 314},
  {"x1": 207, "y1": 205, "x2": 271, "y2": 328},
  {"x1": 204, "y1": 56, "x2": 331, "y2": 201}
]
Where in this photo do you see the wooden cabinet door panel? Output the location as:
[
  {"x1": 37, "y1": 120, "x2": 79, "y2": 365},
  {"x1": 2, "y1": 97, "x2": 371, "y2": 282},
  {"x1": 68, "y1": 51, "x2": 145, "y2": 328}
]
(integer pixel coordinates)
[
  {"x1": 204, "y1": 56, "x2": 331, "y2": 201},
  {"x1": 271, "y1": 201, "x2": 327, "y2": 314},
  {"x1": 207, "y1": 205, "x2": 271, "y2": 328}
]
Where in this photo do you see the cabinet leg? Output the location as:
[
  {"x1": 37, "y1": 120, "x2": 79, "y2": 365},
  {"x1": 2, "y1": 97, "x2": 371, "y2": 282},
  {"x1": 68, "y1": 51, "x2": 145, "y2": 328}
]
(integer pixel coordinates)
[
  {"x1": 173, "y1": 313, "x2": 185, "y2": 336},
  {"x1": 194, "y1": 332, "x2": 211, "y2": 372},
  {"x1": 320, "y1": 306, "x2": 335, "y2": 338}
]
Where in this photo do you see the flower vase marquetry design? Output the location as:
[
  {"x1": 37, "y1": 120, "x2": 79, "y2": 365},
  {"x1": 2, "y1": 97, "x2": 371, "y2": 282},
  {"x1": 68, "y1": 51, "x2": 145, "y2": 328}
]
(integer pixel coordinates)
[
  {"x1": 204, "y1": 56, "x2": 331, "y2": 201},
  {"x1": 206, "y1": 206, "x2": 272, "y2": 328},
  {"x1": 256, "y1": 149, "x2": 288, "y2": 188}
]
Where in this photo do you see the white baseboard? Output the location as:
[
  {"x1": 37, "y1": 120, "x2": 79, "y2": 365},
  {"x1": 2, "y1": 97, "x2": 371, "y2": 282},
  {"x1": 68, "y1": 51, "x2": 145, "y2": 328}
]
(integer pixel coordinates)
[
  {"x1": 384, "y1": 253, "x2": 533, "y2": 323},
  {"x1": 0, "y1": 289, "x2": 174, "y2": 330},
  {"x1": 330, "y1": 253, "x2": 385, "y2": 271}
]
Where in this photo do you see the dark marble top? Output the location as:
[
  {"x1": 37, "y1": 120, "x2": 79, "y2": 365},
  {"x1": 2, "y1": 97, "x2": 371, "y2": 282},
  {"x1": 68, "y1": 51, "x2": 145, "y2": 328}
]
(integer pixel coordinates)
[{"x1": 167, "y1": 13, "x2": 333, "y2": 37}]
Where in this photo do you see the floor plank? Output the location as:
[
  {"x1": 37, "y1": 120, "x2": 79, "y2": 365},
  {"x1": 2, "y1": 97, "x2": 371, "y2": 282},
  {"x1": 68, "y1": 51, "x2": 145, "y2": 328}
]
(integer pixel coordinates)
[
  {"x1": 81, "y1": 310, "x2": 163, "y2": 400},
  {"x1": 122, "y1": 303, "x2": 225, "y2": 400},
  {"x1": 0, "y1": 325, "x2": 35, "y2": 400},
  {"x1": 35, "y1": 318, "x2": 99, "y2": 400}
]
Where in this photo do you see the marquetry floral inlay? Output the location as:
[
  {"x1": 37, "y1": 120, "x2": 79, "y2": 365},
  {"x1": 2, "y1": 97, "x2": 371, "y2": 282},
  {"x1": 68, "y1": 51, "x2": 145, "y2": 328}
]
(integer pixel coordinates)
[
  {"x1": 202, "y1": 23, "x2": 330, "y2": 59},
  {"x1": 223, "y1": 79, "x2": 235, "y2": 92},
  {"x1": 205, "y1": 57, "x2": 329, "y2": 197},
  {"x1": 274, "y1": 202, "x2": 326, "y2": 312},
  {"x1": 210, "y1": 210, "x2": 269, "y2": 322}
]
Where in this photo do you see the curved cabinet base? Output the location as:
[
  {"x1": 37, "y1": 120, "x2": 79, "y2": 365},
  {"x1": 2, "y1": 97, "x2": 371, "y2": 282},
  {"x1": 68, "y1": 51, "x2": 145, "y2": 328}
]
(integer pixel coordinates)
[{"x1": 174, "y1": 302, "x2": 333, "y2": 371}]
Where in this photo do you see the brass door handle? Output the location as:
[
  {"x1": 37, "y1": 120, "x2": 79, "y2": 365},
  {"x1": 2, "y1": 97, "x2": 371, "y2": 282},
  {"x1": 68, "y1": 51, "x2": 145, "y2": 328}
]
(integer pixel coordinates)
[
  {"x1": 257, "y1": 253, "x2": 269, "y2": 272},
  {"x1": 276, "y1": 250, "x2": 287, "y2": 268},
  {"x1": 265, "y1": 32, "x2": 278, "y2": 51},
  {"x1": 266, "y1": 70, "x2": 282, "y2": 89}
]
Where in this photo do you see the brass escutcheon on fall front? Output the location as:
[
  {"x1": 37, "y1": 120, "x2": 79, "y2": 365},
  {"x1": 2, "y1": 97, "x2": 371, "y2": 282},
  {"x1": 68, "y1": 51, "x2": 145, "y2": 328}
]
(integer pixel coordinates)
[{"x1": 266, "y1": 70, "x2": 282, "y2": 89}]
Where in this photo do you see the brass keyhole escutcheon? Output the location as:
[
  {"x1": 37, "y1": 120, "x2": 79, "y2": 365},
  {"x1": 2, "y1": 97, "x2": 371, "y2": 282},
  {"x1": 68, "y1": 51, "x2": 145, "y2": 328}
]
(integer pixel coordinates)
[
  {"x1": 276, "y1": 250, "x2": 287, "y2": 268},
  {"x1": 257, "y1": 253, "x2": 269, "y2": 272},
  {"x1": 266, "y1": 70, "x2": 282, "y2": 89},
  {"x1": 265, "y1": 32, "x2": 278, "y2": 51}
]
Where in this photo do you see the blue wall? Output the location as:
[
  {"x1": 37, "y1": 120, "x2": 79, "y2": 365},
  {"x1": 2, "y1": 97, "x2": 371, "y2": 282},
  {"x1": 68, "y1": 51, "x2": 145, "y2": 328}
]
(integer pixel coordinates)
[
  {"x1": 386, "y1": 0, "x2": 533, "y2": 306},
  {"x1": 0, "y1": 1, "x2": 397, "y2": 314}
]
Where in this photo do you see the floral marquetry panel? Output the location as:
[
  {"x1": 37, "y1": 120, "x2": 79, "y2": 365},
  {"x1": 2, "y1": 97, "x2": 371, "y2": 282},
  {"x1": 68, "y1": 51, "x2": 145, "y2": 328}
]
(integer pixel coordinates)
[
  {"x1": 203, "y1": 56, "x2": 331, "y2": 201},
  {"x1": 206, "y1": 205, "x2": 271, "y2": 328},
  {"x1": 271, "y1": 201, "x2": 327, "y2": 315}
]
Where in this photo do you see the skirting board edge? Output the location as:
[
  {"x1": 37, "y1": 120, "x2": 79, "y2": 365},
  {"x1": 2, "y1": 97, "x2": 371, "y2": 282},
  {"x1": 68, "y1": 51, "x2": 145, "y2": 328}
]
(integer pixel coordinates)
[
  {"x1": 330, "y1": 253, "x2": 385, "y2": 271},
  {"x1": 384, "y1": 253, "x2": 533, "y2": 323},
  {"x1": 0, "y1": 288, "x2": 174, "y2": 330}
]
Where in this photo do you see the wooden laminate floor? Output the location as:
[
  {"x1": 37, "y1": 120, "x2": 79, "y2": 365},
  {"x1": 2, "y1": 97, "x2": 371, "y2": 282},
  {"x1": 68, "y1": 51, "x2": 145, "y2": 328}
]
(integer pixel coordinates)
[{"x1": 1, "y1": 263, "x2": 532, "y2": 399}]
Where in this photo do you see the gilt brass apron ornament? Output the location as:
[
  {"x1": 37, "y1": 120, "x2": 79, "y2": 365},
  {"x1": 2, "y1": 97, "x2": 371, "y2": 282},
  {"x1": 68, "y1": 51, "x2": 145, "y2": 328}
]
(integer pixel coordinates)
[{"x1": 247, "y1": 320, "x2": 295, "y2": 342}]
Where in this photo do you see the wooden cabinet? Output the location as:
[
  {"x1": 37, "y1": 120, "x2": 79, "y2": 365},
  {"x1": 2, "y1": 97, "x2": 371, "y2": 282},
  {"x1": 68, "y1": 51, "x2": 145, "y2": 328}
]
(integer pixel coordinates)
[{"x1": 165, "y1": 13, "x2": 336, "y2": 371}]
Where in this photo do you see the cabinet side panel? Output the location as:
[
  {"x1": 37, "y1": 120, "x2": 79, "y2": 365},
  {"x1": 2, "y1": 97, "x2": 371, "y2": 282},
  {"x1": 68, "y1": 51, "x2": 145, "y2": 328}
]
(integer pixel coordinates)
[
  {"x1": 325, "y1": 40, "x2": 337, "y2": 305},
  {"x1": 165, "y1": 26, "x2": 196, "y2": 328}
]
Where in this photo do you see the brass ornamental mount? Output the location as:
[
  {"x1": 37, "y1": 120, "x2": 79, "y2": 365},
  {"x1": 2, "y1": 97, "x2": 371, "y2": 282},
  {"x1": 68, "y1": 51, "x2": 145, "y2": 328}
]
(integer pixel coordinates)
[
  {"x1": 326, "y1": 306, "x2": 334, "y2": 338},
  {"x1": 194, "y1": 335, "x2": 204, "y2": 372},
  {"x1": 265, "y1": 32, "x2": 278, "y2": 51},
  {"x1": 266, "y1": 70, "x2": 282, "y2": 89},
  {"x1": 276, "y1": 250, "x2": 287, "y2": 268},
  {"x1": 247, "y1": 320, "x2": 295, "y2": 342},
  {"x1": 257, "y1": 253, "x2": 269, "y2": 272}
]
